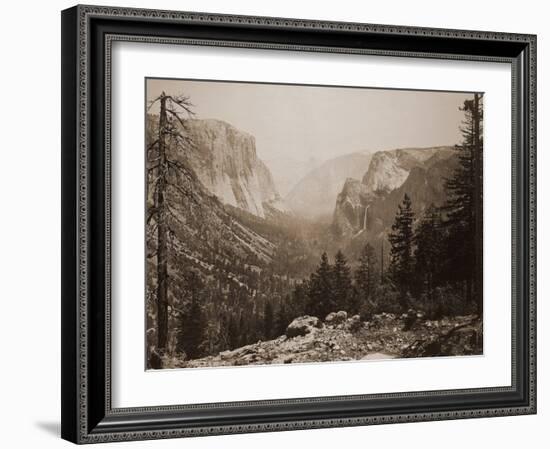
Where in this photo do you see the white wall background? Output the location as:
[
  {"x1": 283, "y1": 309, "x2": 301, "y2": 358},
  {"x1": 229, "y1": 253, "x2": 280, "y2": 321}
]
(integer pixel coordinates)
[{"x1": 0, "y1": 0, "x2": 546, "y2": 447}]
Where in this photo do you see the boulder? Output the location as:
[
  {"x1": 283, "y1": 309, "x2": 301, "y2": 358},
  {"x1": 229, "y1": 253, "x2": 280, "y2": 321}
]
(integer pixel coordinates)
[
  {"x1": 286, "y1": 316, "x2": 323, "y2": 338},
  {"x1": 347, "y1": 315, "x2": 363, "y2": 332},
  {"x1": 403, "y1": 308, "x2": 420, "y2": 331},
  {"x1": 325, "y1": 310, "x2": 348, "y2": 325},
  {"x1": 403, "y1": 319, "x2": 482, "y2": 358}
]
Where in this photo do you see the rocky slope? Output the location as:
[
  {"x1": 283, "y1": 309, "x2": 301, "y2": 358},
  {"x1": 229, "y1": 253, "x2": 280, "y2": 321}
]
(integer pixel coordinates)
[
  {"x1": 148, "y1": 157, "x2": 276, "y2": 270},
  {"x1": 183, "y1": 118, "x2": 287, "y2": 218},
  {"x1": 285, "y1": 152, "x2": 372, "y2": 220},
  {"x1": 332, "y1": 147, "x2": 455, "y2": 239},
  {"x1": 166, "y1": 311, "x2": 481, "y2": 368},
  {"x1": 146, "y1": 117, "x2": 281, "y2": 276}
]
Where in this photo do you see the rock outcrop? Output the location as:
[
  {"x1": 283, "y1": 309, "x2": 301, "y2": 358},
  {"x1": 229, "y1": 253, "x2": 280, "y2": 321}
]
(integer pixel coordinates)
[
  {"x1": 183, "y1": 119, "x2": 287, "y2": 218},
  {"x1": 325, "y1": 311, "x2": 348, "y2": 326},
  {"x1": 332, "y1": 147, "x2": 456, "y2": 239},
  {"x1": 361, "y1": 147, "x2": 448, "y2": 194},
  {"x1": 285, "y1": 316, "x2": 323, "y2": 338},
  {"x1": 166, "y1": 312, "x2": 481, "y2": 369},
  {"x1": 332, "y1": 178, "x2": 371, "y2": 239},
  {"x1": 402, "y1": 318, "x2": 482, "y2": 358}
]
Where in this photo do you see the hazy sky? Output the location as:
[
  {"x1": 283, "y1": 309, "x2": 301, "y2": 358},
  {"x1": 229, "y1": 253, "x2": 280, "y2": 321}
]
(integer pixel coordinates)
[{"x1": 146, "y1": 77, "x2": 473, "y2": 166}]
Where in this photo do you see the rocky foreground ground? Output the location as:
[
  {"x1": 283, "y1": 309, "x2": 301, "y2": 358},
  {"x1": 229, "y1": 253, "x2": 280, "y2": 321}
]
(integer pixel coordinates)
[{"x1": 165, "y1": 311, "x2": 482, "y2": 369}]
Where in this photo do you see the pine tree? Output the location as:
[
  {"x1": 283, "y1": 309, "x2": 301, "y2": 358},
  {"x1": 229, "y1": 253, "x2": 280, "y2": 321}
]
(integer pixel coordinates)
[
  {"x1": 388, "y1": 193, "x2": 415, "y2": 306},
  {"x1": 414, "y1": 205, "x2": 444, "y2": 304},
  {"x1": 355, "y1": 243, "x2": 377, "y2": 306},
  {"x1": 263, "y1": 300, "x2": 274, "y2": 340},
  {"x1": 442, "y1": 93, "x2": 483, "y2": 313},
  {"x1": 147, "y1": 92, "x2": 195, "y2": 354},
  {"x1": 332, "y1": 250, "x2": 353, "y2": 312},
  {"x1": 306, "y1": 252, "x2": 335, "y2": 319}
]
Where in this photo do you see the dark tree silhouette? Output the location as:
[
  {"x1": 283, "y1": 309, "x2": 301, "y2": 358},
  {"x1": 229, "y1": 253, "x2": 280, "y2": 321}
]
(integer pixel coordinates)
[
  {"x1": 355, "y1": 243, "x2": 377, "y2": 306},
  {"x1": 147, "y1": 91, "x2": 195, "y2": 356},
  {"x1": 442, "y1": 93, "x2": 483, "y2": 313},
  {"x1": 306, "y1": 252, "x2": 335, "y2": 319},
  {"x1": 414, "y1": 205, "x2": 444, "y2": 305},
  {"x1": 332, "y1": 250, "x2": 353, "y2": 312},
  {"x1": 388, "y1": 193, "x2": 415, "y2": 306}
]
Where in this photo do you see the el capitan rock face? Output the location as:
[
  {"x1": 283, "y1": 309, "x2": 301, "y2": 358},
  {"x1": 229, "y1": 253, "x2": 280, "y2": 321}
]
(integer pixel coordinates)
[
  {"x1": 183, "y1": 119, "x2": 286, "y2": 218},
  {"x1": 332, "y1": 147, "x2": 456, "y2": 239}
]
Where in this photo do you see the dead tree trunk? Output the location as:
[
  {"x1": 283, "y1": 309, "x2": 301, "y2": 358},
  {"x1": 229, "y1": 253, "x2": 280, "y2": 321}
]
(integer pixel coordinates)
[{"x1": 156, "y1": 94, "x2": 169, "y2": 354}]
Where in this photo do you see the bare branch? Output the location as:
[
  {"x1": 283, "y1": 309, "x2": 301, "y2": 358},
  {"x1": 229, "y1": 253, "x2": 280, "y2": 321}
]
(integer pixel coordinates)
[
  {"x1": 166, "y1": 94, "x2": 196, "y2": 115},
  {"x1": 166, "y1": 204, "x2": 187, "y2": 226},
  {"x1": 146, "y1": 95, "x2": 162, "y2": 111},
  {"x1": 146, "y1": 206, "x2": 159, "y2": 224},
  {"x1": 166, "y1": 182, "x2": 200, "y2": 205}
]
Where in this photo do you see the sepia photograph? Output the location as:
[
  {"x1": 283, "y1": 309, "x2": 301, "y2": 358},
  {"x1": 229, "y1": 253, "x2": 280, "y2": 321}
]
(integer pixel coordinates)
[{"x1": 145, "y1": 78, "x2": 484, "y2": 370}]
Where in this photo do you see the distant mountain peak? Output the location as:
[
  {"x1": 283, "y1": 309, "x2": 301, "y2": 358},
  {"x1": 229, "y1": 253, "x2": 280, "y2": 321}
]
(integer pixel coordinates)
[
  {"x1": 362, "y1": 146, "x2": 454, "y2": 195},
  {"x1": 285, "y1": 152, "x2": 373, "y2": 220}
]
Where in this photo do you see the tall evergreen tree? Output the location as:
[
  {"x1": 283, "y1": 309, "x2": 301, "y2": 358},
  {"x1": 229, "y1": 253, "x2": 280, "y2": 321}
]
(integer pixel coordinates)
[
  {"x1": 414, "y1": 205, "x2": 444, "y2": 304},
  {"x1": 442, "y1": 93, "x2": 483, "y2": 313},
  {"x1": 147, "y1": 92, "x2": 195, "y2": 355},
  {"x1": 306, "y1": 252, "x2": 335, "y2": 319},
  {"x1": 355, "y1": 243, "x2": 377, "y2": 305},
  {"x1": 333, "y1": 250, "x2": 353, "y2": 312},
  {"x1": 388, "y1": 194, "x2": 415, "y2": 306}
]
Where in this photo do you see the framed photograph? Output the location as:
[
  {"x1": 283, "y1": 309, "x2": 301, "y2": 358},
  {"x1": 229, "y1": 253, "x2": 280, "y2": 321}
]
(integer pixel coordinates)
[{"x1": 61, "y1": 4, "x2": 536, "y2": 444}]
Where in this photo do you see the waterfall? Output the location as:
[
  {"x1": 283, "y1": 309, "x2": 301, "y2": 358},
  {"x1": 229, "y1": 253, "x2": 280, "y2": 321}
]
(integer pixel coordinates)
[{"x1": 363, "y1": 205, "x2": 369, "y2": 230}]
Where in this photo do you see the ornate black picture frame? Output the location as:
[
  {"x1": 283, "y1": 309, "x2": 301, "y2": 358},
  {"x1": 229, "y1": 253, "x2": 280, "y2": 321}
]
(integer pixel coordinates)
[{"x1": 61, "y1": 4, "x2": 536, "y2": 444}]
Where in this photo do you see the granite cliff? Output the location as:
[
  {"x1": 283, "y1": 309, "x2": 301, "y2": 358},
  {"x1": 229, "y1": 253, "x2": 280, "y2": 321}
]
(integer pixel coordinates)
[
  {"x1": 183, "y1": 118, "x2": 287, "y2": 218},
  {"x1": 332, "y1": 147, "x2": 456, "y2": 240}
]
